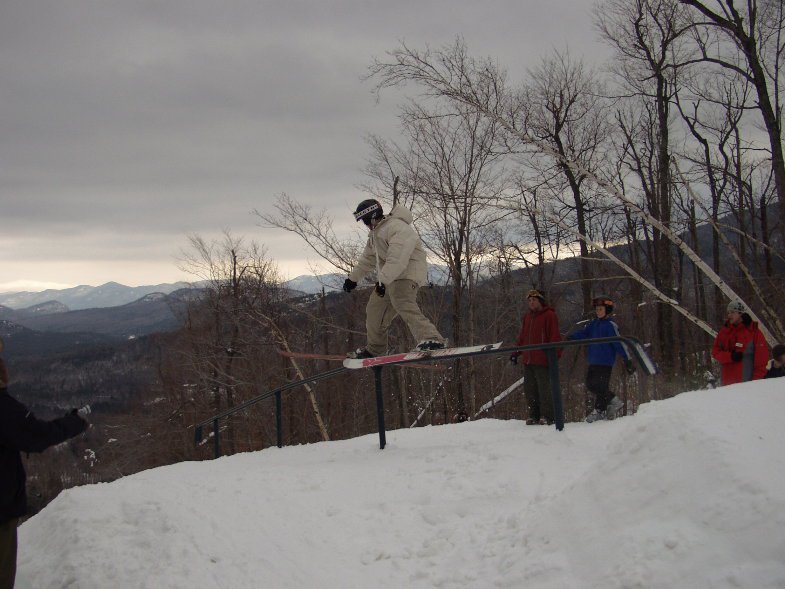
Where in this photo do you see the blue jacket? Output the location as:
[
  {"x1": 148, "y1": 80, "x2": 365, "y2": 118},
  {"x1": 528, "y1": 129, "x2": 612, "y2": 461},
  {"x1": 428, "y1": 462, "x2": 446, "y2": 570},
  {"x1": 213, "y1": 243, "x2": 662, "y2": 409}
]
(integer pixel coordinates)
[{"x1": 569, "y1": 317, "x2": 630, "y2": 366}]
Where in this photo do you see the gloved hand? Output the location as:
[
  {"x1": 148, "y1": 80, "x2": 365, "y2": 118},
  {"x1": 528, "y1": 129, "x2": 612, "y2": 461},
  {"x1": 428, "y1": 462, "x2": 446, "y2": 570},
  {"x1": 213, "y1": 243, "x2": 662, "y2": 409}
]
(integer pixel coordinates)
[
  {"x1": 730, "y1": 350, "x2": 743, "y2": 362},
  {"x1": 67, "y1": 409, "x2": 90, "y2": 433},
  {"x1": 509, "y1": 353, "x2": 519, "y2": 365},
  {"x1": 375, "y1": 282, "x2": 386, "y2": 297},
  {"x1": 625, "y1": 359, "x2": 636, "y2": 374},
  {"x1": 343, "y1": 278, "x2": 357, "y2": 293}
]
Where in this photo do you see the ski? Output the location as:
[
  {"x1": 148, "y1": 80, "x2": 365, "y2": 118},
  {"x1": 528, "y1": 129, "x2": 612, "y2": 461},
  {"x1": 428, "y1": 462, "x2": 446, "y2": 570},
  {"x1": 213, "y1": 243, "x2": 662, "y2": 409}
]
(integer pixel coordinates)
[
  {"x1": 473, "y1": 375, "x2": 526, "y2": 419},
  {"x1": 278, "y1": 349, "x2": 444, "y2": 370},
  {"x1": 343, "y1": 342, "x2": 503, "y2": 369}
]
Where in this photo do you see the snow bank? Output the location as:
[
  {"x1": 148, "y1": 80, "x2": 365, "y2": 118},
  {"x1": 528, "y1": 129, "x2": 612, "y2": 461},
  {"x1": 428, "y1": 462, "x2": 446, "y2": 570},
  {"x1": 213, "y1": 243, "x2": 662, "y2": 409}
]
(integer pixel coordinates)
[{"x1": 17, "y1": 382, "x2": 785, "y2": 588}]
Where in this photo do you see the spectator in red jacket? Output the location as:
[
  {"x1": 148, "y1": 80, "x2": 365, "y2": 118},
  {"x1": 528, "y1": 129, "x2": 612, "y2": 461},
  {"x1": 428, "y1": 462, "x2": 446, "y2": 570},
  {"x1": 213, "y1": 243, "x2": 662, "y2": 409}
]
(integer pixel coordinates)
[
  {"x1": 711, "y1": 300, "x2": 769, "y2": 385},
  {"x1": 510, "y1": 289, "x2": 562, "y2": 425}
]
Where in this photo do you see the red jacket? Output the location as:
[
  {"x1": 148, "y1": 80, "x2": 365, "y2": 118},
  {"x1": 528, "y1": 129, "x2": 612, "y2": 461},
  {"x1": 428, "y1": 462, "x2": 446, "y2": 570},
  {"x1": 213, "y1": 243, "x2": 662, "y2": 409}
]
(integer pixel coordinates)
[
  {"x1": 513, "y1": 305, "x2": 562, "y2": 366},
  {"x1": 712, "y1": 319, "x2": 769, "y2": 385}
]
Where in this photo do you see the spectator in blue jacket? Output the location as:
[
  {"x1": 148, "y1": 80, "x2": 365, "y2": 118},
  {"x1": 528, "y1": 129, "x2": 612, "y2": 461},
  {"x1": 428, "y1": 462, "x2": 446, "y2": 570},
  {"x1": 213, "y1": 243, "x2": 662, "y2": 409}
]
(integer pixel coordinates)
[
  {"x1": 0, "y1": 352, "x2": 88, "y2": 589},
  {"x1": 567, "y1": 295, "x2": 636, "y2": 422}
]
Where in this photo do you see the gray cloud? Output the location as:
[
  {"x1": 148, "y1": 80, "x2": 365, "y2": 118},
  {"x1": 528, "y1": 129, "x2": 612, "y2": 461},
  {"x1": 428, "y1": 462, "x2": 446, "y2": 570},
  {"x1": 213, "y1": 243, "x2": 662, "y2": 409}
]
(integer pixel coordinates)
[{"x1": 1, "y1": 0, "x2": 608, "y2": 290}]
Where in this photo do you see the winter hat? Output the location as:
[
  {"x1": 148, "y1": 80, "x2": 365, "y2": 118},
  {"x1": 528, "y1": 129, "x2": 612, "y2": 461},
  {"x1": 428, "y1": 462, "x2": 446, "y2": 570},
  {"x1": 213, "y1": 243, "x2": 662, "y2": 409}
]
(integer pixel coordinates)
[
  {"x1": 592, "y1": 295, "x2": 615, "y2": 315},
  {"x1": 772, "y1": 344, "x2": 785, "y2": 362},
  {"x1": 527, "y1": 289, "x2": 546, "y2": 302},
  {"x1": 727, "y1": 300, "x2": 747, "y2": 314}
]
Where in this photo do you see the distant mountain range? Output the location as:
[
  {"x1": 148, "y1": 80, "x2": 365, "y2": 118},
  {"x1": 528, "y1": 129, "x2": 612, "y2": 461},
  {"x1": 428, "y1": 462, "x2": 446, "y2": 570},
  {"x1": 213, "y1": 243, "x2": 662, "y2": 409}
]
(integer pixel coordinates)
[
  {"x1": 0, "y1": 281, "x2": 194, "y2": 311},
  {"x1": 0, "y1": 266, "x2": 451, "y2": 311}
]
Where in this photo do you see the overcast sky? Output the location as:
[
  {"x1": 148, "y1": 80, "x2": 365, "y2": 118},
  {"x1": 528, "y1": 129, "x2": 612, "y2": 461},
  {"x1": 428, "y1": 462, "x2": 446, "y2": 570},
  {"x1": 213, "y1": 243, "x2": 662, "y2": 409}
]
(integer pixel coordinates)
[{"x1": 1, "y1": 0, "x2": 609, "y2": 292}]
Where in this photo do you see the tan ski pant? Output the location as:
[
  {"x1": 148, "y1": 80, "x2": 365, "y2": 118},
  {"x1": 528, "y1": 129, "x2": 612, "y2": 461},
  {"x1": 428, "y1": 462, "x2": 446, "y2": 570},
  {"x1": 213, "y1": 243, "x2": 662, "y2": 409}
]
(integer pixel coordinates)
[{"x1": 364, "y1": 279, "x2": 443, "y2": 355}]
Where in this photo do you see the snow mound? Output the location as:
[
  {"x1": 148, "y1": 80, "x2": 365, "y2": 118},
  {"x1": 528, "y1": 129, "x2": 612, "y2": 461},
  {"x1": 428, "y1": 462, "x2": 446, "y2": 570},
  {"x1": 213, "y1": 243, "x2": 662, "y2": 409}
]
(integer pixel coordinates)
[{"x1": 17, "y1": 382, "x2": 785, "y2": 589}]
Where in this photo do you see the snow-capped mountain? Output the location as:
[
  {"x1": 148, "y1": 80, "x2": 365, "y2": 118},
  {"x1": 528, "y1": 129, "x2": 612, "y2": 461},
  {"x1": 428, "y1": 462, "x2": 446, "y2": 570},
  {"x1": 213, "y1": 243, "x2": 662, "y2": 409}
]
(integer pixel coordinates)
[
  {"x1": 0, "y1": 282, "x2": 194, "y2": 310},
  {"x1": 0, "y1": 265, "x2": 451, "y2": 307}
]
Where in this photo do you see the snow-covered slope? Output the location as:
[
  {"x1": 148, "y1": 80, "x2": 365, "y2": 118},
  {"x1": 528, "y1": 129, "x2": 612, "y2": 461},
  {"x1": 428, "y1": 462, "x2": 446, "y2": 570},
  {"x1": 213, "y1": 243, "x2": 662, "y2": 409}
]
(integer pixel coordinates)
[{"x1": 17, "y1": 382, "x2": 785, "y2": 589}]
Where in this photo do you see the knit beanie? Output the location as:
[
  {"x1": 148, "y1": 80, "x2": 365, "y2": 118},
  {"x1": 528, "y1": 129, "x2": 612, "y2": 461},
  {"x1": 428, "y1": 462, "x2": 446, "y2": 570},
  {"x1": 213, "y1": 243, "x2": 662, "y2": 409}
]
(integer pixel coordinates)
[{"x1": 727, "y1": 300, "x2": 746, "y2": 314}]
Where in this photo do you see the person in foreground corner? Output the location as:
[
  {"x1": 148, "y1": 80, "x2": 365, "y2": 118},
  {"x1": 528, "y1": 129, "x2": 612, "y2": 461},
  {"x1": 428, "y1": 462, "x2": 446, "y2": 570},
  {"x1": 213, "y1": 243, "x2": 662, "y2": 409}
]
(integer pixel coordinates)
[
  {"x1": 510, "y1": 289, "x2": 562, "y2": 425},
  {"x1": 711, "y1": 300, "x2": 769, "y2": 386},
  {"x1": 342, "y1": 198, "x2": 446, "y2": 359},
  {"x1": 567, "y1": 294, "x2": 636, "y2": 423},
  {"x1": 0, "y1": 350, "x2": 89, "y2": 589}
]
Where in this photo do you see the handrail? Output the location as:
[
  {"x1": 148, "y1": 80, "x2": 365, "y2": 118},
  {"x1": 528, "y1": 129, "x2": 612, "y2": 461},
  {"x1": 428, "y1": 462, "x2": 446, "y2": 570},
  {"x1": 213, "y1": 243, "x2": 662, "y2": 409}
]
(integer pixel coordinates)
[
  {"x1": 368, "y1": 337, "x2": 657, "y2": 376},
  {"x1": 193, "y1": 365, "x2": 348, "y2": 454},
  {"x1": 192, "y1": 336, "x2": 657, "y2": 455}
]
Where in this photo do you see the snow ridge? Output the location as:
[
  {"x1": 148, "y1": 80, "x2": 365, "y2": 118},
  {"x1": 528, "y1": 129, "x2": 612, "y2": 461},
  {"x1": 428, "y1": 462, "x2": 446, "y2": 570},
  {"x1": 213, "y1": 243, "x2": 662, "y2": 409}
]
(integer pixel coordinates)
[{"x1": 17, "y1": 383, "x2": 785, "y2": 589}]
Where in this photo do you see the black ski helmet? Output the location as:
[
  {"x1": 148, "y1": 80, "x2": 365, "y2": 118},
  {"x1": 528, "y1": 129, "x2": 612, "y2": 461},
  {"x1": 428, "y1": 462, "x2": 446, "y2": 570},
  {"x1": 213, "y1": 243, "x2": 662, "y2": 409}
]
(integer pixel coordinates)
[
  {"x1": 592, "y1": 295, "x2": 614, "y2": 315},
  {"x1": 353, "y1": 199, "x2": 383, "y2": 225}
]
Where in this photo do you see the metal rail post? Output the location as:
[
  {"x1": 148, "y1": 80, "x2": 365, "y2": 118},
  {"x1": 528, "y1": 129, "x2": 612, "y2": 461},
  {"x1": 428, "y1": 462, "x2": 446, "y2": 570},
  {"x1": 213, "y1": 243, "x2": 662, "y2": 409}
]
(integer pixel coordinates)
[
  {"x1": 373, "y1": 366, "x2": 386, "y2": 449},
  {"x1": 275, "y1": 390, "x2": 283, "y2": 448},
  {"x1": 213, "y1": 418, "x2": 221, "y2": 458}
]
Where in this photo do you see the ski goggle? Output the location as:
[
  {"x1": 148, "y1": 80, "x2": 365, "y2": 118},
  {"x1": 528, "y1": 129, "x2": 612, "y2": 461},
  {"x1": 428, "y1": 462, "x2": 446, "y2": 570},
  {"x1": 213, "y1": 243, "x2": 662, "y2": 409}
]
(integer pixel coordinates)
[
  {"x1": 354, "y1": 203, "x2": 381, "y2": 223},
  {"x1": 593, "y1": 298, "x2": 614, "y2": 307}
]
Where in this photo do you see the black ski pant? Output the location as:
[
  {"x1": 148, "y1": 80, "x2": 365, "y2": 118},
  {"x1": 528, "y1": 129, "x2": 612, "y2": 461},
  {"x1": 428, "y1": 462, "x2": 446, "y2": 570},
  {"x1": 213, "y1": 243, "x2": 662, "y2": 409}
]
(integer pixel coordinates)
[
  {"x1": 0, "y1": 518, "x2": 16, "y2": 589},
  {"x1": 586, "y1": 364, "x2": 614, "y2": 411},
  {"x1": 523, "y1": 364, "x2": 553, "y2": 422}
]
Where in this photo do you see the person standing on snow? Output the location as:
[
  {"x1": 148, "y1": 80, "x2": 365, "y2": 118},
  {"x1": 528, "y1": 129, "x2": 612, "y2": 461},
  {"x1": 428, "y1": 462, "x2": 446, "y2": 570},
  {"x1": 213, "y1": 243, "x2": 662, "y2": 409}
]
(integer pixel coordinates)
[
  {"x1": 764, "y1": 344, "x2": 785, "y2": 379},
  {"x1": 711, "y1": 300, "x2": 769, "y2": 385},
  {"x1": 343, "y1": 199, "x2": 446, "y2": 359},
  {"x1": 567, "y1": 295, "x2": 636, "y2": 422},
  {"x1": 509, "y1": 289, "x2": 562, "y2": 425},
  {"x1": 0, "y1": 348, "x2": 89, "y2": 589}
]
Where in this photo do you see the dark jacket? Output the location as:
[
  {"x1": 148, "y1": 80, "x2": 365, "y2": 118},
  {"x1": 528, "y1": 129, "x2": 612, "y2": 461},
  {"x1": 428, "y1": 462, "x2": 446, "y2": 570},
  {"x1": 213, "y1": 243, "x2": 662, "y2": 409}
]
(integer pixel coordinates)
[
  {"x1": 513, "y1": 305, "x2": 562, "y2": 366},
  {"x1": 711, "y1": 318, "x2": 769, "y2": 385},
  {"x1": 0, "y1": 388, "x2": 87, "y2": 523},
  {"x1": 765, "y1": 364, "x2": 785, "y2": 379},
  {"x1": 568, "y1": 316, "x2": 630, "y2": 366}
]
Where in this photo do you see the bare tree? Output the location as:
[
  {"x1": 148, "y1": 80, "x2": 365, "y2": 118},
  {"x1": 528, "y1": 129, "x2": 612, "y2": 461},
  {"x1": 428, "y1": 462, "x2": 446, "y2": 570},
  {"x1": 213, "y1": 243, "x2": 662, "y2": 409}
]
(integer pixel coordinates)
[
  {"x1": 367, "y1": 34, "x2": 779, "y2": 349},
  {"x1": 521, "y1": 50, "x2": 612, "y2": 312},
  {"x1": 678, "y1": 0, "x2": 785, "y2": 240},
  {"x1": 364, "y1": 100, "x2": 509, "y2": 416},
  {"x1": 255, "y1": 194, "x2": 363, "y2": 276},
  {"x1": 595, "y1": 0, "x2": 692, "y2": 369},
  {"x1": 178, "y1": 232, "x2": 330, "y2": 448}
]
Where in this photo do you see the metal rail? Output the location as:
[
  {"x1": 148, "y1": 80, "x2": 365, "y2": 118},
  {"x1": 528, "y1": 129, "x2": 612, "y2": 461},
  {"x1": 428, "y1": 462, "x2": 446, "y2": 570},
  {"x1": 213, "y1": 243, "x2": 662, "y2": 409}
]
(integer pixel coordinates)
[{"x1": 193, "y1": 336, "x2": 657, "y2": 456}]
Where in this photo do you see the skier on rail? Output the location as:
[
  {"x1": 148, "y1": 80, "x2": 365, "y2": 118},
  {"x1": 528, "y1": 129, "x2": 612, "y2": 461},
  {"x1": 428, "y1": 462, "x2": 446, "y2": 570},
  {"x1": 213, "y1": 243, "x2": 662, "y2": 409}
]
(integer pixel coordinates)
[{"x1": 343, "y1": 199, "x2": 446, "y2": 359}]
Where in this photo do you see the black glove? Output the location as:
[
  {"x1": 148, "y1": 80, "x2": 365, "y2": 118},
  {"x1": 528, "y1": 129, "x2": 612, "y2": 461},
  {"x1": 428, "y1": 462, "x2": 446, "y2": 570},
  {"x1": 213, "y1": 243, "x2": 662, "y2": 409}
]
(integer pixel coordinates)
[
  {"x1": 375, "y1": 282, "x2": 386, "y2": 297},
  {"x1": 66, "y1": 410, "x2": 89, "y2": 433},
  {"x1": 509, "y1": 353, "x2": 519, "y2": 365},
  {"x1": 625, "y1": 359, "x2": 636, "y2": 374},
  {"x1": 343, "y1": 278, "x2": 357, "y2": 293},
  {"x1": 730, "y1": 350, "x2": 743, "y2": 362}
]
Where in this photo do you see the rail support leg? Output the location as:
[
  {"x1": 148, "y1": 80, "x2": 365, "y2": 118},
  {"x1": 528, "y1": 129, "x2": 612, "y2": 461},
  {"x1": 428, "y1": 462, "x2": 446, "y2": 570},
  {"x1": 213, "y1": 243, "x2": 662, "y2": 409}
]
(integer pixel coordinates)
[
  {"x1": 275, "y1": 390, "x2": 283, "y2": 448},
  {"x1": 547, "y1": 349, "x2": 564, "y2": 431},
  {"x1": 374, "y1": 366, "x2": 386, "y2": 449},
  {"x1": 213, "y1": 418, "x2": 222, "y2": 458}
]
